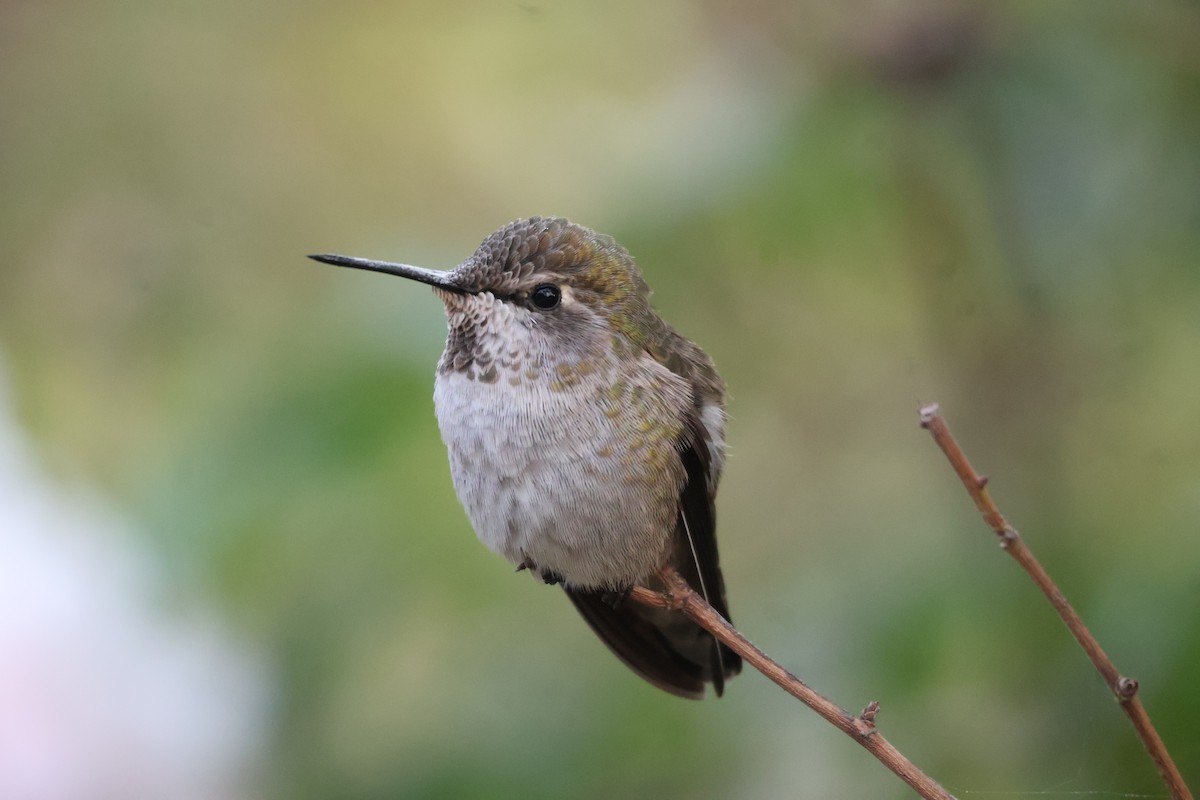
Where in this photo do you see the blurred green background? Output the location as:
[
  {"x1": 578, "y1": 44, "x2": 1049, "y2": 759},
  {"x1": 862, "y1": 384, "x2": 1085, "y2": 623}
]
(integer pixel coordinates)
[{"x1": 2, "y1": 0, "x2": 1199, "y2": 797}]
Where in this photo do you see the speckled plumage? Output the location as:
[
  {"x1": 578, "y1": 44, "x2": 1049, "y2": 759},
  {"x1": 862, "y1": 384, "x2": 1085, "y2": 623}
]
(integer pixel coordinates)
[
  {"x1": 312, "y1": 217, "x2": 740, "y2": 698},
  {"x1": 433, "y1": 220, "x2": 720, "y2": 588}
]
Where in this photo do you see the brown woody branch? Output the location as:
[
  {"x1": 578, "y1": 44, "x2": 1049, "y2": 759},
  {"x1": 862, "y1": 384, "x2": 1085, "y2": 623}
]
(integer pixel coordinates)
[
  {"x1": 918, "y1": 403, "x2": 1192, "y2": 800},
  {"x1": 631, "y1": 568, "x2": 957, "y2": 800}
]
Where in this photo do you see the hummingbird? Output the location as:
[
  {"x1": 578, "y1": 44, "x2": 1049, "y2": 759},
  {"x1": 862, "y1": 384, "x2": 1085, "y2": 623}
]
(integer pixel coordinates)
[{"x1": 310, "y1": 217, "x2": 741, "y2": 698}]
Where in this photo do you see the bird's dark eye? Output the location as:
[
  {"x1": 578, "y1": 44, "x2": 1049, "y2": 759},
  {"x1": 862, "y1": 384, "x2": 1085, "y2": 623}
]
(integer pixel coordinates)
[{"x1": 530, "y1": 283, "x2": 561, "y2": 310}]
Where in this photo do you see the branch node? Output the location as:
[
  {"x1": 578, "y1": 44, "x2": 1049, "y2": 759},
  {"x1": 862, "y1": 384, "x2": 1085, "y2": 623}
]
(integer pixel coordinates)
[
  {"x1": 976, "y1": 475, "x2": 990, "y2": 490},
  {"x1": 998, "y1": 526, "x2": 1019, "y2": 549},
  {"x1": 859, "y1": 700, "x2": 880, "y2": 727},
  {"x1": 1116, "y1": 676, "x2": 1140, "y2": 700}
]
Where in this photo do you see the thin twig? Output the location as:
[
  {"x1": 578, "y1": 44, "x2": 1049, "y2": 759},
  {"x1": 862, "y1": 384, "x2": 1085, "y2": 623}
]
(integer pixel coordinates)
[
  {"x1": 918, "y1": 403, "x2": 1192, "y2": 800},
  {"x1": 631, "y1": 568, "x2": 957, "y2": 800}
]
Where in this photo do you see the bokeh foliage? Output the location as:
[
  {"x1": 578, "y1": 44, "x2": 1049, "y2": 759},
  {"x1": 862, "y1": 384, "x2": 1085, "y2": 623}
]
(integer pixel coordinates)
[{"x1": 2, "y1": 0, "x2": 1199, "y2": 797}]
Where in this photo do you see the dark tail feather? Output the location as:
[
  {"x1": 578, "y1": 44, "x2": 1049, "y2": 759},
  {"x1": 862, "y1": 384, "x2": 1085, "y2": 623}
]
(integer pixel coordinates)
[
  {"x1": 565, "y1": 586, "x2": 737, "y2": 699},
  {"x1": 672, "y1": 531, "x2": 742, "y2": 696}
]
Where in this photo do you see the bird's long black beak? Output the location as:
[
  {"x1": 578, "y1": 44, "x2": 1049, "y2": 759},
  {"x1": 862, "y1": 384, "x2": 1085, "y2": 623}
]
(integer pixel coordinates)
[{"x1": 307, "y1": 253, "x2": 466, "y2": 293}]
